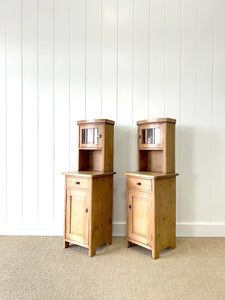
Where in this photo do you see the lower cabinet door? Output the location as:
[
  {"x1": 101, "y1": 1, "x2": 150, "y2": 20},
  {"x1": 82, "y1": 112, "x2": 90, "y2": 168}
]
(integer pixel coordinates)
[
  {"x1": 127, "y1": 190, "x2": 152, "y2": 246},
  {"x1": 66, "y1": 189, "x2": 90, "y2": 245}
]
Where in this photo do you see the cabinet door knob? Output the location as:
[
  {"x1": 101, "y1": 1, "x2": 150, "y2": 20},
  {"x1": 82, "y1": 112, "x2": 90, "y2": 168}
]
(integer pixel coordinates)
[
  {"x1": 85, "y1": 208, "x2": 88, "y2": 213},
  {"x1": 99, "y1": 134, "x2": 102, "y2": 138},
  {"x1": 75, "y1": 181, "x2": 80, "y2": 185},
  {"x1": 136, "y1": 182, "x2": 141, "y2": 186},
  {"x1": 129, "y1": 204, "x2": 131, "y2": 209}
]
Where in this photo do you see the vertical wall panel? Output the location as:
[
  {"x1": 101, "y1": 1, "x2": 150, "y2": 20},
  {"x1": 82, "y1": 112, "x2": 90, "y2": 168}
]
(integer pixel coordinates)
[
  {"x1": 101, "y1": 0, "x2": 118, "y2": 221},
  {"x1": 70, "y1": 0, "x2": 86, "y2": 171},
  {"x1": 149, "y1": 0, "x2": 165, "y2": 117},
  {"x1": 133, "y1": 0, "x2": 149, "y2": 122},
  {"x1": 6, "y1": 0, "x2": 22, "y2": 225},
  {"x1": 179, "y1": 0, "x2": 197, "y2": 223},
  {"x1": 0, "y1": 0, "x2": 7, "y2": 225},
  {"x1": 102, "y1": 0, "x2": 117, "y2": 120},
  {"x1": 165, "y1": 0, "x2": 181, "y2": 222},
  {"x1": 86, "y1": 0, "x2": 102, "y2": 119},
  {"x1": 132, "y1": 0, "x2": 149, "y2": 169},
  {"x1": 38, "y1": 0, "x2": 54, "y2": 226},
  {"x1": 164, "y1": 0, "x2": 180, "y2": 118},
  {"x1": 22, "y1": 0, "x2": 38, "y2": 226},
  {"x1": 54, "y1": 0, "x2": 70, "y2": 232},
  {"x1": 193, "y1": 0, "x2": 213, "y2": 223},
  {"x1": 211, "y1": 0, "x2": 225, "y2": 223},
  {"x1": 116, "y1": 0, "x2": 133, "y2": 222}
]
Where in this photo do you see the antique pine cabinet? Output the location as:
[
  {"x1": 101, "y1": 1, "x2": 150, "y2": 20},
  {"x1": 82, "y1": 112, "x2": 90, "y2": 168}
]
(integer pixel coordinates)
[
  {"x1": 124, "y1": 118, "x2": 178, "y2": 259},
  {"x1": 62, "y1": 119, "x2": 115, "y2": 257}
]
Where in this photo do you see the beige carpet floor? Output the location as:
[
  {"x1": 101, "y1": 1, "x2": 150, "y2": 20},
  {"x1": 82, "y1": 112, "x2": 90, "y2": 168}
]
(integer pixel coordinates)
[{"x1": 0, "y1": 237, "x2": 225, "y2": 300}]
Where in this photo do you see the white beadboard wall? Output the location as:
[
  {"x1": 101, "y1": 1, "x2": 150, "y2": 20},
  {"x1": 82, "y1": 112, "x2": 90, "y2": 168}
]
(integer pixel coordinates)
[{"x1": 0, "y1": 0, "x2": 225, "y2": 237}]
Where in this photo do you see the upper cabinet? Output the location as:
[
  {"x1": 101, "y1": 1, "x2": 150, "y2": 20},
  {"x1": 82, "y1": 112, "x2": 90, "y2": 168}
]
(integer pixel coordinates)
[
  {"x1": 139, "y1": 124, "x2": 162, "y2": 149},
  {"x1": 77, "y1": 119, "x2": 115, "y2": 172},
  {"x1": 137, "y1": 118, "x2": 176, "y2": 174},
  {"x1": 79, "y1": 124, "x2": 103, "y2": 149}
]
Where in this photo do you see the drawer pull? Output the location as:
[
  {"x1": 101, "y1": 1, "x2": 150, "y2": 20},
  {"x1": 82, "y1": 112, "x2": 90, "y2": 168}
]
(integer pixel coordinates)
[
  {"x1": 85, "y1": 208, "x2": 88, "y2": 213},
  {"x1": 75, "y1": 181, "x2": 80, "y2": 185},
  {"x1": 136, "y1": 182, "x2": 141, "y2": 186},
  {"x1": 129, "y1": 204, "x2": 132, "y2": 209}
]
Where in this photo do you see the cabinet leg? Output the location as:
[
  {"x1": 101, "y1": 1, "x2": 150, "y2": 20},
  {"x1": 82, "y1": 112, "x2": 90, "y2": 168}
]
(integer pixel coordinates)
[
  {"x1": 107, "y1": 238, "x2": 112, "y2": 246},
  {"x1": 126, "y1": 238, "x2": 132, "y2": 248},
  {"x1": 170, "y1": 238, "x2": 176, "y2": 250},
  {"x1": 89, "y1": 247, "x2": 96, "y2": 257},
  {"x1": 63, "y1": 240, "x2": 69, "y2": 248},
  {"x1": 152, "y1": 248, "x2": 160, "y2": 259}
]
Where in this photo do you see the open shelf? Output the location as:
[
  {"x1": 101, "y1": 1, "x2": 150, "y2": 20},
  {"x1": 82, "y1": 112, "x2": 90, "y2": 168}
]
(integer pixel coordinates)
[
  {"x1": 138, "y1": 150, "x2": 163, "y2": 173},
  {"x1": 78, "y1": 150, "x2": 102, "y2": 172}
]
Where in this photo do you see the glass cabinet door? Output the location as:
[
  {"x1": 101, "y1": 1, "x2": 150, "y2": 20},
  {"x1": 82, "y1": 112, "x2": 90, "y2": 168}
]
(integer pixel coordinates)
[
  {"x1": 147, "y1": 128, "x2": 154, "y2": 144},
  {"x1": 140, "y1": 127, "x2": 161, "y2": 147},
  {"x1": 80, "y1": 126, "x2": 102, "y2": 148}
]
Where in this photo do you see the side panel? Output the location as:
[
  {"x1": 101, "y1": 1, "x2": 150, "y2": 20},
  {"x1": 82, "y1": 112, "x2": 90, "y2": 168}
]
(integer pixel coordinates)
[
  {"x1": 154, "y1": 177, "x2": 176, "y2": 251},
  {"x1": 164, "y1": 123, "x2": 175, "y2": 173},
  {"x1": 91, "y1": 175, "x2": 114, "y2": 250},
  {"x1": 103, "y1": 124, "x2": 114, "y2": 172}
]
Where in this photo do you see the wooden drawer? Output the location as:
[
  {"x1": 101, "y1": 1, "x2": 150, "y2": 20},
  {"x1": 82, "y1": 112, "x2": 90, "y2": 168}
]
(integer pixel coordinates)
[
  {"x1": 66, "y1": 177, "x2": 91, "y2": 190},
  {"x1": 127, "y1": 177, "x2": 152, "y2": 192}
]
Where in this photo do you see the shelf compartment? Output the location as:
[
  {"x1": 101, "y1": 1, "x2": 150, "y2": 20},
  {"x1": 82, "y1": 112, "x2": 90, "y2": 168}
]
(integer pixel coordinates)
[
  {"x1": 138, "y1": 150, "x2": 163, "y2": 173},
  {"x1": 79, "y1": 150, "x2": 103, "y2": 172}
]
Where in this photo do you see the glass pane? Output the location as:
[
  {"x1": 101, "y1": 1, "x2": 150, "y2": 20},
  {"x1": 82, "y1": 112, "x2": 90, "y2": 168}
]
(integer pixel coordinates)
[
  {"x1": 82, "y1": 129, "x2": 86, "y2": 144},
  {"x1": 155, "y1": 128, "x2": 160, "y2": 144},
  {"x1": 141, "y1": 129, "x2": 145, "y2": 144},
  {"x1": 94, "y1": 128, "x2": 99, "y2": 145},
  {"x1": 147, "y1": 128, "x2": 154, "y2": 144},
  {"x1": 87, "y1": 128, "x2": 93, "y2": 144}
]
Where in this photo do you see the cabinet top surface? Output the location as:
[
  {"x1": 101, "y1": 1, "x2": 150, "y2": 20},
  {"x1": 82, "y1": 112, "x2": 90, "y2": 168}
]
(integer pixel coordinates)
[
  {"x1": 136, "y1": 118, "x2": 176, "y2": 125},
  {"x1": 123, "y1": 171, "x2": 179, "y2": 179},
  {"x1": 62, "y1": 171, "x2": 116, "y2": 178},
  {"x1": 77, "y1": 119, "x2": 115, "y2": 125}
]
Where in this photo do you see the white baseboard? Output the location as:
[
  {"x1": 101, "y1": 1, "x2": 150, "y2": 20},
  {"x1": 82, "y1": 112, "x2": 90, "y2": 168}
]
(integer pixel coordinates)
[
  {"x1": 176, "y1": 223, "x2": 225, "y2": 237},
  {"x1": 112, "y1": 222, "x2": 225, "y2": 238},
  {"x1": 1, "y1": 222, "x2": 225, "y2": 237},
  {"x1": 112, "y1": 222, "x2": 126, "y2": 236}
]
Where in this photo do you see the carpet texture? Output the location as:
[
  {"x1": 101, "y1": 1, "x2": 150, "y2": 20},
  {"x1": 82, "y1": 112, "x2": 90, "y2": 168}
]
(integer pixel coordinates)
[{"x1": 0, "y1": 237, "x2": 225, "y2": 300}]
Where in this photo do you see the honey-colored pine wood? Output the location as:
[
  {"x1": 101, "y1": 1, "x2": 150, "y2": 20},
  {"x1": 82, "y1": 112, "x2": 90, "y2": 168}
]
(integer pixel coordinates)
[
  {"x1": 124, "y1": 117, "x2": 178, "y2": 259},
  {"x1": 137, "y1": 118, "x2": 176, "y2": 174},
  {"x1": 124, "y1": 172, "x2": 178, "y2": 259},
  {"x1": 63, "y1": 119, "x2": 115, "y2": 256},
  {"x1": 63, "y1": 172, "x2": 115, "y2": 256},
  {"x1": 78, "y1": 119, "x2": 115, "y2": 173},
  {"x1": 127, "y1": 189, "x2": 152, "y2": 246}
]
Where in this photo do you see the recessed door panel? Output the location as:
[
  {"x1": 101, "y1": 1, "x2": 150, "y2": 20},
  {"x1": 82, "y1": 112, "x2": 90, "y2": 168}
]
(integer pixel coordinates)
[
  {"x1": 66, "y1": 190, "x2": 89, "y2": 245},
  {"x1": 132, "y1": 197, "x2": 148, "y2": 238},
  {"x1": 128, "y1": 190, "x2": 152, "y2": 246}
]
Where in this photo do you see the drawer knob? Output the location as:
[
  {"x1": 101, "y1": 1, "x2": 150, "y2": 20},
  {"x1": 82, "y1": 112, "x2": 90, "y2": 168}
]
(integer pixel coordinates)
[
  {"x1": 136, "y1": 182, "x2": 141, "y2": 186},
  {"x1": 85, "y1": 208, "x2": 88, "y2": 213},
  {"x1": 75, "y1": 181, "x2": 80, "y2": 185},
  {"x1": 129, "y1": 204, "x2": 132, "y2": 209}
]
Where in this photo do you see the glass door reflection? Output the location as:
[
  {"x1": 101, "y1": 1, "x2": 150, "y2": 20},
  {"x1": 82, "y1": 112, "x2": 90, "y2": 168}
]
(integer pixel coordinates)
[
  {"x1": 81, "y1": 127, "x2": 100, "y2": 146},
  {"x1": 141, "y1": 127, "x2": 161, "y2": 145}
]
